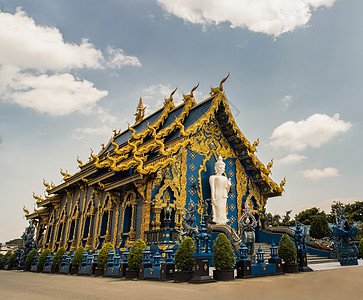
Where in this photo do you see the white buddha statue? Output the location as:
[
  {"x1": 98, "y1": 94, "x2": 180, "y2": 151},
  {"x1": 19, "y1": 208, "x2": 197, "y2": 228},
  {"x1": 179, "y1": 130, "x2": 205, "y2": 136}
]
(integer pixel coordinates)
[{"x1": 209, "y1": 155, "x2": 232, "y2": 224}]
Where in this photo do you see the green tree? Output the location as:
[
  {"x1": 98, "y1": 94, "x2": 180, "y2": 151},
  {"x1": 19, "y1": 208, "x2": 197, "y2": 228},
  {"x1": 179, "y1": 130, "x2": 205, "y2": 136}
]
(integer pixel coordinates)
[
  {"x1": 359, "y1": 238, "x2": 363, "y2": 255},
  {"x1": 8, "y1": 252, "x2": 16, "y2": 269},
  {"x1": 213, "y1": 233, "x2": 236, "y2": 270},
  {"x1": 278, "y1": 234, "x2": 297, "y2": 264},
  {"x1": 175, "y1": 237, "x2": 196, "y2": 271},
  {"x1": 128, "y1": 239, "x2": 146, "y2": 270},
  {"x1": 328, "y1": 201, "x2": 363, "y2": 225},
  {"x1": 309, "y1": 213, "x2": 332, "y2": 239},
  {"x1": 272, "y1": 214, "x2": 281, "y2": 226},
  {"x1": 52, "y1": 247, "x2": 66, "y2": 270},
  {"x1": 25, "y1": 249, "x2": 39, "y2": 270},
  {"x1": 38, "y1": 248, "x2": 50, "y2": 271},
  {"x1": 71, "y1": 246, "x2": 85, "y2": 269},
  {"x1": 0, "y1": 251, "x2": 11, "y2": 268},
  {"x1": 297, "y1": 207, "x2": 321, "y2": 225},
  {"x1": 97, "y1": 242, "x2": 114, "y2": 269}
]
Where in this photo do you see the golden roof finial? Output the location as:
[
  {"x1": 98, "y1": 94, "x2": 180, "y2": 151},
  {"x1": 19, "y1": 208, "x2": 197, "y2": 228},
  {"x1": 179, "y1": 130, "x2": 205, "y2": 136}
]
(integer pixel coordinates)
[
  {"x1": 135, "y1": 96, "x2": 146, "y2": 124},
  {"x1": 33, "y1": 192, "x2": 44, "y2": 203},
  {"x1": 164, "y1": 87, "x2": 177, "y2": 107},
  {"x1": 60, "y1": 169, "x2": 71, "y2": 180},
  {"x1": 266, "y1": 159, "x2": 274, "y2": 175},
  {"x1": 77, "y1": 155, "x2": 83, "y2": 168},
  {"x1": 43, "y1": 178, "x2": 51, "y2": 191},
  {"x1": 183, "y1": 83, "x2": 199, "y2": 104},
  {"x1": 250, "y1": 138, "x2": 260, "y2": 153},
  {"x1": 210, "y1": 73, "x2": 230, "y2": 96},
  {"x1": 23, "y1": 205, "x2": 30, "y2": 217},
  {"x1": 278, "y1": 177, "x2": 286, "y2": 193}
]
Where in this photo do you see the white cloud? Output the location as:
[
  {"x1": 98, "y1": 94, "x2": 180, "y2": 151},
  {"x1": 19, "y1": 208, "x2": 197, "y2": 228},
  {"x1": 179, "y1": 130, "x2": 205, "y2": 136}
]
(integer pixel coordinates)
[
  {"x1": 72, "y1": 125, "x2": 114, "y2": 140},
  {"x1": 277, "y1": 153, "x2": 307, "y2": 165},
  {"x1": 142, "y1": 83, "x2": 183, "y2": 114},
  {"x1": 0, "y1": 8, "x2": 103, "y2": 71},
  {"x1": 281, "y1": 95, "x2": 293, "y2": 108},
  {"x1": 299, "y1": 167, "x2": 339, "y2": 180},
  {"x1": 105, "y1": 46, "x2": 141, "y2": 69},
  {"x1": 1, "y1": 70, "x2": 108, "y2": 116},
  {"x1": 157, "y1": 0, "x2": 337, "y2": 37},
  {"x1": 0, "y1": 8, "x2": 141, "y2": 117},
  {"x1": 271, "y1": 113, "x2": 352, "y2": 152}
]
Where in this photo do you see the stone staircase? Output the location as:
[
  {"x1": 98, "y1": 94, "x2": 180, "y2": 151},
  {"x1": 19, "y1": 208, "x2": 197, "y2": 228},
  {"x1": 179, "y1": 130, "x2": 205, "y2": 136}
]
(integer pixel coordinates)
[{"x1": 254, "y1": 243, "x2": 338, "y2": 264}]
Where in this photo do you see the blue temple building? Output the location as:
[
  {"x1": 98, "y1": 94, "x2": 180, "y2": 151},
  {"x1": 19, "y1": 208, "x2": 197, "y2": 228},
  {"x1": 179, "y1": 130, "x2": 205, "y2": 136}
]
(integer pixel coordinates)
[{"x1": 26, "y1": 76, "x2": 285, "y2": 253}]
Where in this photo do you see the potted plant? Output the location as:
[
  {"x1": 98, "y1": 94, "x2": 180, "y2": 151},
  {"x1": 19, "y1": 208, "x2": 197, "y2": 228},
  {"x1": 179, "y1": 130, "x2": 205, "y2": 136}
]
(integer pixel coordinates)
[
  {"x1": 278, "y1": 234, "x2": 298, "y2": 273},
  {"x1": 174, "y1": 237, "x2": 196, "y2": 282},
  {"x1": 71, "y1": 246, "x2": 85, "y2": 274},
  {"x1": 25, "y1": 249, "x2": 39, "y2": 271},
  {"x1": 7, "y1": 252, "x2": 16, "y2": 270},
  {"x1": 126, "y1": 239, "x2": 146, "y2": 279},
  {"x1": 95, "y1": 242, "x2": 114, "y2": 277},
  {"x1": 52, "y1": 247, "x2": 66, "y2": 273},
  {"x1": 212, "y1": 233, "x2": 236, "y2": 281},
  {"x1": 0, "y1": 252, "x2": 11, "y2": 269},
  {"x1": 38, "y1": 248, "x2": 50, "y2": 272}
]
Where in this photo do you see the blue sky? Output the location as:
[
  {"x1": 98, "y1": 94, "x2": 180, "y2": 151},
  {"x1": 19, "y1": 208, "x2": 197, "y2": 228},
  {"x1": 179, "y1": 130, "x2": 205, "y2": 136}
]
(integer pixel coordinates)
[{"x1": 1, "y1": 0, "x2": 362, "y2": 243}]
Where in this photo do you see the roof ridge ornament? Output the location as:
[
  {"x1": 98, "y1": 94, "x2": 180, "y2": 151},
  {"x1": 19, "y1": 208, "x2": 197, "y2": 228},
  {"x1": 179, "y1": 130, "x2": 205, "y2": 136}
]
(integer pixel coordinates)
[
  {"x1": 77, "y1": 156, "x2": 83, "y2": 168},
  {"x1": 183, "y1": 82, "x2": 199, "y2": 104},
  {"x1": 134, "y1": 96, "x2": 146, "y2": 125},
  {"x1": 210, "y1": 72, "x2": 230, "y2": 96},
  {"x1": 164, "y1": 87, "x2": 177, "y2": 107}
]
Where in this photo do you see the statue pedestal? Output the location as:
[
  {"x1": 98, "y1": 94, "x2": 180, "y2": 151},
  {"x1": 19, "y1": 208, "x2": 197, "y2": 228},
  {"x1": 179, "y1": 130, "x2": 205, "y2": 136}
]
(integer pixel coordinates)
[
  {"x1": 139, "y1": 262, "x2": 152, "y2": 279},
  {"x1": 297, "y1": 252, "x2": 313, "y2": 272},
  {"x1": 235, "y1": 260, "x2": 252, "y2": 278},
  {"x1": 189, "y1": 256, "x2": 215, "y2": 284},
  {"x1": 268, "y1": 257, "x2": 284, "y2": 275},
  {"x1": 160, "y1": 263, "x2": 175, "y2": 281}
]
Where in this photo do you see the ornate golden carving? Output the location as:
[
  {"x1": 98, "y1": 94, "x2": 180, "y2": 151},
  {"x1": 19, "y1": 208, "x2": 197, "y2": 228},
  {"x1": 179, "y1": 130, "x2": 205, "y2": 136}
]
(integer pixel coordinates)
[
  {"x1": 182, "y1": 83, "x2": 199, "y2": 105},
  {"x1": 33, "y1": 192, "x2": 44, "y2": 203},
  {"x1": 77, "y1": 156, "x2": 83, "y2": 168},
  {"x1": 235, "y1": 159, "x2": 247, "y2": 222},
  {"x1": 60, "y1": 169, "x2": 71, "y2": 180},
  {"x1": 266, "y1": 159, "x2": 273, "y2": 175},
  {"x1": 210, "y1": 73, "x2": 229, "y2": 96},
  {"x1": 43, "y1": 179, "x2": 51, "y2": 191},
  {"x1": 23, "y1": 205, "x2": 29, "y2": 217},
  {"x1": 135, "y1": 96, "x2": 146, "y2": 124},
  {"x1": 250, "y1": 138, "x2": 260, "y2": 154}
]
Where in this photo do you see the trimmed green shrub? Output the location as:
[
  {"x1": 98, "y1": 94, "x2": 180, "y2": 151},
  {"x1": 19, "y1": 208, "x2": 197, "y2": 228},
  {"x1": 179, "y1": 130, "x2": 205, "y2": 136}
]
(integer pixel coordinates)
[
  {"x1": 278, "y1": 234, "x2": 297, "y2": 264},
  {"x1": 0, "y1": 251, "x2": 11, "y2": 268},
  {"x1": 175, "y1": 237, "x2": 196, "y2": 271},
  {"x1": 71, "y1": 246, "x2": 85, "y2": 269},
  {"x1": 38, "y1": 248, "x2": 50, "y2": 271},
  {"x1": 52, "y1": 247, "x2": 66, "y2": 270},
  {"x1": 128, "y1": 239, "x2": 146, "y2": 270},
  {"x1": 213, "y1": 233, "x2": 236, "y2": 270},
  {"x1": 25, "y1": 249, "x2": 39, "y2": 270},
  {"x1": 8, "y1": 252, "x2": 16, "y2": 269},
  {"x1": 309, "y1": 214, "x2": 332, "y2": 239},
  {"x1": 97, "y1": 242, "x2": 114, "y2": 269},
  {"x1": 359, "y1": 238, "x2": 363, "y2": 255}
]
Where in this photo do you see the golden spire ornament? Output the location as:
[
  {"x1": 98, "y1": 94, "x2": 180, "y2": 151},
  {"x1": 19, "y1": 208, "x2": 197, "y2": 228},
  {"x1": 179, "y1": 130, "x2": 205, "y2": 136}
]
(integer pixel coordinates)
[{"x1": 134, "y1": 96, "x2": 146, "y2": 124}]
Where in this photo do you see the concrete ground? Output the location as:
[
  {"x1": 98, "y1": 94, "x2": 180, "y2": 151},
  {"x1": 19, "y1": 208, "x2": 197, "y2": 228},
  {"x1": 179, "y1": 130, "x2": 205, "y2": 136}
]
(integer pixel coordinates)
[{"x1": 1, "y1": 265, "x2": 363, "y2": 300}]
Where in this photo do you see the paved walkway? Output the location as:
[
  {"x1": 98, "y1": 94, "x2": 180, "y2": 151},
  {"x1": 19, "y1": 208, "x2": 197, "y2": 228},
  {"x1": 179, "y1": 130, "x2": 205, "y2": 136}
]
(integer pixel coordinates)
[
  {"x1": 1, "y1": 263, "x2": 363, "y2": 300},
  {"x1": 308, "y1": 258, "x2": 363, "y2": 271}
]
